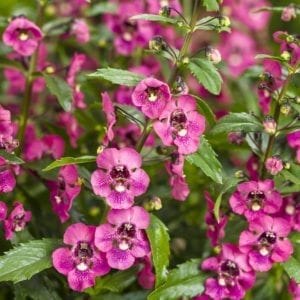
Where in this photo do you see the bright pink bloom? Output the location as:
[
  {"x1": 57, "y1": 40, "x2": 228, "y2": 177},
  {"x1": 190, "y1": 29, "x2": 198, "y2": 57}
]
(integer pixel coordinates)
[
  {"x1": 4, "y1": 202, "x2": 31, "y2": 240},
  {"x1": 202, "y1": 243, "x2": 255, "y2": 300},
  {"x1": 0, "y1": 156, "x2": 17, "y2": 193},
  {"x1": 239, "y1": 215, "x2": 293, "y2": 272},
  {"x1": 91, "y1": 147, "x2": 150, "y2": 209},
  {"x1": 229, "y1": 180, "x2": 282, "y2": 221},
  {"x1": 153, "y1": 95, "x2": 205, "y2": 154},
  {"x1": 102, "y1": 92, "x2": 116, "y2": 146},
  {"x1": 94, "y1": 206, "x2": 151, "y2": 270},
  {"x1": 52, "y1": 223, "x2": 110, "y2": 292},
  {"x1": 287, "y1": 131, "x2": 300, "y2": 163},
  {"x1": 0, "y1": 201, "x2": 7, "y2": 221},
  {"x1": 70, "y1": 19, "x2": 90, "y2": 43},
  {"x1": 137, "y1": 254, "x2": 155, "y2": 289},
  {"x1": 2, "y1": 17, "x2": 43, "y2": 56},
  {"x1": 48, "y1": 165, "x2": 81, "y2": 223},
  {"x1": 132, "y1": 78, "x2": 171, "y2": 119},
  {"x1": 265, "y1": 156, "x2": 283, "y2": 175},
  {"x1": 288, "y1": 279, "x2": 300, "y2": 300},
  {"x1": 67, "y1": 53, "x2": 86, "y2": 87}
]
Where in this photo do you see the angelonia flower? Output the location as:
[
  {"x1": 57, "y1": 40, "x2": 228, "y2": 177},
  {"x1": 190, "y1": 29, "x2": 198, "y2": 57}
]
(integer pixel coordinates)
[
  {"x1": 0, "y1": 201, "x2": 8, "y2": 221},
  {"x1": 70, "y1": 19, "x2": 90, "y2": 44},
  {"x1": 239, "y1": 215, "x2": 293, "y2": 272},
  {"x1": 288, "y1": 279, "x2": 300, "y2": 299},
  {"x1": 153, "y1": 95, "x2": 205, "y2": 155},
  {"x1": 137, "y1": 253, "x2": 155, "y2": 289},
  {"x1": 4, "y1": 202, "x2": 32, "y2": 240},
  {"x1": 281, "y1": 4, "x2": 297, "y2": 22},
  {"x1": 229, "y1": 180, "x2": 283, "y2": 221},
  {"x1": 2, "y1": 16, "x2": 43, "y2": 56},
  {"x1": 265, "y1": 156, "x2": 283, "y2": 175},
  {"x1": 52, "y1": 223, "x2": 110, "y2": 292},
  {"x1": 47, "y1": 165, "x2": 82, "y2": 223},
  {"x1": 263, "y1": 116, "x2": 277, "y2": 135},
  {"x1": 0, "y1": 156, "x2": 18, "y2": 193},
  {"x1": 94, "y1": 206, "x2": 151, "y2": 270},
  {"x1": 201, "y1": 243, "x2": 256, "y2": 300},
  {"x1": 132, "y1": 77, "x2": 171, "y2": 119},
  {"x1": 287, "y1": 130, "x2": 300, "y2": 163},
  {"x1": 207, "y1": 47, "x2": 222, "y2": 64},
  {"x1": 91, "y1": 147, "x2": 150, "y2": 209}
]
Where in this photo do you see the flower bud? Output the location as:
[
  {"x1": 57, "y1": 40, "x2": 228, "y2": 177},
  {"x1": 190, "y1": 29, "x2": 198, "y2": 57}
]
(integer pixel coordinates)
[
  {"x1": 206, "y1": 47, "x2": 222, "y2": 64},
  {"x1": 265, "y1": 156, "x2": 283, "y2": 175},
  {"x1": 149, "y1": 35, "x2": 167, "y2": 52},
  {"x1": 172, "y1": 76, "x2": 188, "y2": 95},
  {"x1": 45, "y1": 65, "x2": 55, "y2": 74},
  {"x1": 144, "y1": 196, "x2": 162, "y2": 211},
  {"x1": 281, "y1": 4, "x2": 296, "y2": 22},
  {"x1": 235, "y1": 170, "x2": 246, "y2": 178},
  {"x1": 284, "y1": 161, "x2": 291, "y2": 169},
  {"x1": 281, "y1": 51, "x2": 291, "y2": 61},
  {"x1": 286, "y1": 35, "x2": 295, "y2": 43},
  {"x1": 280, "y1": 103, "x2": 292, "y2": 115},
  {"x1": 182, "y1": 56, "x2": 190, "y2": 64},
  {"x1": 159, "y1": 6, "x2": 171, "y2": 17},
  {"x1": 263, "y1": 116, "x2": 277, "y2": 135},
  {"x1": 219, "y1": 16, "x2": 231, "y2": 27}
]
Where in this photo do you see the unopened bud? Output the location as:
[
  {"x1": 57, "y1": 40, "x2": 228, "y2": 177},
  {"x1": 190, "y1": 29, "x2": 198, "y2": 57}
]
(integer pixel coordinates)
[
  {"x1": 219, "y1": 16, "x2": 231, "y2": 27},
  {"x1": 97, "y1": 145, "x2": 105, "y2": 154},
  {"x1": 177, "y1": 21, "x2": 184, "y2": 28},
  {"x1": 280, "y1": 103, "x2": 292, "y2": 115},
  {"x1": 182, "y1": 56, "x2": 190, "y2": 64},
  {"x1": 149, "y1": 35, "x2": 167, "y2": 52},
  {"x1": 265, "y1": 156, "x2": 283, "y2": 175},
  {"x1": 156, "y1": 145, "x2": 169, "y2": 155},
  {"x1": 284, "y1": 161, "x2": 291, "y2": 169},
  {"x1": 45, "y1": 65, "x2": 55, "y2": 74},
  {"x1": 144, "y1": 196, "x2": 162, "y2": 211},
  {"x1": 159, "y1": 6, "x2": 171, "y2": 17},
  {"x1": 207, "y1": 47, "x2": 222, "y2": 64},
  {"x1": 172, "y1": 76, "x2": 188, "y2": 95},
  {"x1": 281, "y1": 51, "x2": 291, "y2": 61},
  {"x1": 286, "y1": 35, "x2": 295, "y2": 43},
  {"x1": 281, "y1": 4, "x2": 297, "y2": 22},
  {"x1": 235, "y1": 170, "x2": 245, "y2": 178},
  {"x1": 263, "y1": 116, "x2": 277, "y2": 135},
  {"x1": 296, "y1": 96, "x2": 300, "y2": 104}
]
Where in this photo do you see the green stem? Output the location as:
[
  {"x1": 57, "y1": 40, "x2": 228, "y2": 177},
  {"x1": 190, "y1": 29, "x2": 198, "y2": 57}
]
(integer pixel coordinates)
[{"x1": 136, "y1": 120, "x2": 151, "y2": 153}]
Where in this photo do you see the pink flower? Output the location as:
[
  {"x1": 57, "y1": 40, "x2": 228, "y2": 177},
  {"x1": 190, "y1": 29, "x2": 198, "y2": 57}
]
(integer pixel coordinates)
[
  {"x1": 0, "y1": 201, "x2": 7, "y2": 221},
  {"x1": 153, "y1": 95, "x2": 205, "y2": 154},
  {"x1": 265, "y1": 156, "x2": 283, "y2": 175},
  {"x1": 94, "y1": 206, "x2": 151, "y2": 270},
  {"x1": 239, "y1": 215, "x2": 293, "y2": 272},
  {"x1": 287, "y1": 131, "x2": 300, "y2": 163},
  {"x1": 137, "y1": 254, "x2": 155, "y2": 289},
  {"x1": 48, "y1": 165, "x2": 81, "y2": 223},
  {"x1": 102, "y1": 92, "x2": 116, "y2": 146},
  {"x1": 67, "y1": 53, "x2": 86, "y2": 87},
  {"x1": 0, "y1": 156, "x2": 17, "y2": 193},
  {"x1": 202, "y1": 243, "x2": 255, "y2": 300},
  {"x1": 52, "y1": 223, "x2": 110, "y2": 292},
  {"x1": 4, "y1": 202, "x2": 32, "y2": 240},
  {"x1": 70, "y1": 19, "x2": 90, "y2": 44},
  {"x1": 288, "y1": 279, "x2": 300, "y2": 299},
  {"x1": 2, "y1": 17, "x2": 43, "y2": 56},
  {"x1": 147, "y1": 0, "x2": 182, "y2": 15},
  {"x1": 91, "y1": 147, "x2": 150, "y2": 209},
  {"x1": 132, "y1": 78, "x2": 171, "y2": 119},
  {"x1": 281, "y1": 5, "x2": 297, "y2": 22},
  {"x1": 229, "y1": 180, "x2": 283, "y2": 221}
]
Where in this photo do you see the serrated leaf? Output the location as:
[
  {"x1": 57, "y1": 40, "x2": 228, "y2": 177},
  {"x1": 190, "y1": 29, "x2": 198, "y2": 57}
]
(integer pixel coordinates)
[
  {"x1": 187, "y1": 58, "x2": 222, "y2": 95},
  {"x1": 283, "y1": 256, "x2": 300, "y2": 284},
  {"x1": 0, "y1": 150, "x2": 24, "y2": 164},
  {"x1": 86, "y1": 266, "x2": 140, "y2": 296},
  {"x1": 192, "y1": 95, "x2": 216, "y2": 127},
  {"x1": 146, "y1": 214, "x2": 170, "y2": 288},
  {"x1": 148, "y1": 259, "x2": 206, "y2": 300},
  {"x1": 186, "y1": 136, "x2": 223, "y2": 184},
  {"x1": 45, "y1": 75, "x2": 73, "y2": 112},
  {"x1": 86, "y1": 2, "x2": 117, "y2": 16},
  {"x1": 130, "y1": 14, "x2": 177, "y2": 24},
  {"x1": 0, "y1": 238, "x2": 62, "y2": 284},
  {"x1": 43, "y1": 156, "x2": 97, "y2": 171},
  {"x1": 210, "y1": 112, "x2": 262, "y2": 135},
  {"x1": 0, "y1": 56, "x2": 25, "y2": 72},
  {"x1": 88, "y1": 68, "x2": 145, "y2": 87},
  {"x1": 202, "y1": 0, "x2": 219, "y2": 11}
]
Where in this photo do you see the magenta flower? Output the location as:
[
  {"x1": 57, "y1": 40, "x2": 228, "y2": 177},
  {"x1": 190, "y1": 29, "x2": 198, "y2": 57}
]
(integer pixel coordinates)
[
  {"x1": 52, "y1": 223, "x2": 110, "y2": 292},
  {"x1": 102, "y1": 92, "x2": 116, "y2": 146},
  {"x1": 91, "y1": 147, "x2": 150, "y2": 209},
  {"x1": 153, "y1": 95, "x2": 205, "y2": 154},
  {"x1": 288, "y1": 279, "x2": 300, "y2": 299},
  {"x1": 0, "y1": 156, "x2": 17, "y2": 193},
  {"x1": 239, "y1": 215, "x2": 293, "y2": 272},
  {"x1": 287, "y1": 131, "x2": 300, "y2": 163},
  {"x1": 94, "y1": 206, "x2": 151, "y2": 270},
  {"x1": 0, "y1": 201, "x2": 7, "y2": 221},
  {"x1": 137, "y1": 253, "x2": 155, "y2": 289},
  {"x1": 2, "y1": 16, "x2": 43, "y2": 56},
  {"x1": 48, "y1": 165, "x2": 81, "y2": 223},
  {"x1": 229, "y1": 180, "x2": 282, "y2": 221},
  {"x1": 277, "y1": 196, "x2": 300, "y2": 232},
  {"x1": 4, "y1": 202, "x2": 32, "y2": 240},
  {"x1": 265, "y1": 156, "x2": 283, "y2": 175},
  {"x1": 67, "y1": 53, "x2": 86, "y2": 87},
  {"x1": 70, "y1": 19, "x2": 90, "y2": 44},
  {"x1": 132, "y1": 78, "x2": 171, "y2": 119},
  {"x1": 202, "y1": 243, "x2": 255, "y2": 300}
]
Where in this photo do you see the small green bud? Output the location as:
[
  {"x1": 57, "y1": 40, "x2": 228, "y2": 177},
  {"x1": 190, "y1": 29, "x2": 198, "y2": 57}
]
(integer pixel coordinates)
[
  {"x1": 284, "y1": 162, "x2": 291, "y2": 169},
  {"x1": 286, "y1": 35, "x2": 294, "y2": 43},
  {"x1": 280, "y1": 51, "x2": 291, "y2": 61},
  {"x1": 219, "y1": 16, "x2": 231, "y2": 27},
  {"x1": 149, "y1": 35, "x2": 167, "y2": 52},
  {"x1": 280, "y1": 103, "x2": 292, "y2": 115},
  {"x1": 182, "y1": 56, "x2": 190, "y2": 64},
  {"x1": 159, "y1": 6, "x2": 171, "y2": 17},
  {"x1": 235, "y1": 170, "x2": 245, "y2": 178}
]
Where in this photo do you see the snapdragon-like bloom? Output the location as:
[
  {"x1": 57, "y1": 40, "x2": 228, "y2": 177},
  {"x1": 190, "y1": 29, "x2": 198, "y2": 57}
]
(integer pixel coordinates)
[
  {"x1": 239, "y1": 215, "x2": 293, "y2": 272},
  {"x1": 0, "y1": 156, "x2": 17, "y2": 193},
  {"x1": 2, "y1": 17, "x2": 43, "y2": 56},
  {"x1": 91, "y1": 147, "x2": 150, "y2": 209},
  {"x1": 287, "y1": 130, "x2": 300, "y2": 163},
  {"x1": 0, "y1": 201, "x2": 7, "y2": 221},
  {"x1": 202, "y1": 243, "x2": 255, "y2": 300},
  {"x1": 229, "y1": 180, "x2": 282, "y2": 221},
  {"x1": 52, "y1": 223, "x2": 110, "y2": 292},
  {"x1": 4, "y1": 202, "x2": 32, "y2": 240},
  {"x1": 265, "y1": 156, "x2": 283, "y2": 175},
  {"x1": 70, "y1": 19, "x2": 90, "y2": 43},
  {"x1": 48, "y1": 165, "x2": 81, "y2": 223},
  {"x1": 132, "y1": 78, "x2": 171, "y2": 119},
  {"x1": 153, "y1": 95, "x2": 205, "y2": 154},
  {"x1": 94, "y1": 206, "x2": 151, "y2": 270},
  {"x1": 137, "y1": 253, "x2": 155, "y2": 289},
  {"x1": 288, "y1": 279, "x2": 300, "y2": 299}
]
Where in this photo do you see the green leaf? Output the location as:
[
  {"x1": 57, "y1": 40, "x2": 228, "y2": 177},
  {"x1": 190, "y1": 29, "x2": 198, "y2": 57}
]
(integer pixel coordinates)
[
  {"x1": 210, "y1": 112, "x2": 262, "y2": 135},
  {"x1": 0, "y1": 150, "x2": 24, "y2": 164},
  {"x1": 43, "y1": 156, "x2": 97, "y2": 171},
  {"x1": 45, "y1": 75, "x2": 73, "y2": 112},
  {"x1": 86, "y1": 266, "x2": 140, "y2": 295},
  {"x1": 192, "y1": 95, "x2": 216, "y2": 127},
  {"x1": 116, "y1": 104, "x2": 145, "y2": 127},
  {"x1": 86, "y1": 2, "x2": 117, "y2": 16},
  {"x1": 187, "y1": 58, "x2": 222, "y2": 95},
  {"x1": 0, "y1": 238, "x2": 62, "y2": 284},
  {"x1": 42, "y1": 17, "x2": 72, "y2": 36},
  {"x1": 130, "y1": 14, "x2": 177, "y2": 24},
  {"x1": 186, "y1": 136, "x2": 223, "y2": 184},
  {"x1": 88, "y1": 68, "x2": 145, "y2": 86},
  {"x1": 202, "y1": 0, "x2": 219, "y2": 11},
  {"x1": 91, "y1": 291, "x2": 149, "y2": 300},
  {"x1": 255, "y1": 54, "x2": 284, "y2": 62},
  {"x1": 281, "y1": 170, "x2": 300, "y2": 185},
  {"x1": 283, "y1": 256, "x2": 300, "y2": 284},
  {"x1": 146, "y1": 214, "x2": 170, "y2": 288},
  {"x1": 195, "y1": 16, "x2": 230, "y2": 32},
  {"x1": 0, "y1": 56, "x2": 25, "y2": 72},
  {"x1": 148, "y1": 259, "x2": 206, "y2": 300}
]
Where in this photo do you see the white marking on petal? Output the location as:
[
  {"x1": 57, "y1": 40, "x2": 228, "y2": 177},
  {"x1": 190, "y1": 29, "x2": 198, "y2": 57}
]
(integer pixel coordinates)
[{"x1": 76, "y1": 262, "x2": 88, "y2": 271}]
